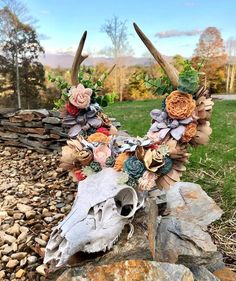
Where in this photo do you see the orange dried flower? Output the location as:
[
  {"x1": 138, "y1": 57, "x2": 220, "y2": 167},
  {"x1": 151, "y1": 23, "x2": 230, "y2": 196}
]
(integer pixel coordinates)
[
  {"x1": 181, "y1": 123, "x2": 197, "y2": 143},
  {"x1": 166, "y1": 91, "x2": 196, "y2": 120},
  {"x1": 114, "y1": 152, "x2": 129, "y2": 171},
  {"x1": 87, "y1": 132, "x2": 110, "y2": 143}
]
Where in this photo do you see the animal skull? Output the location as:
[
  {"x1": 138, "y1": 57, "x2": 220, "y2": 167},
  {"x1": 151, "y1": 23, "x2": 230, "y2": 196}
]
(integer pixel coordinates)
[{"x1": 44, "y1": 168, "x2": 140, "y2": 267}]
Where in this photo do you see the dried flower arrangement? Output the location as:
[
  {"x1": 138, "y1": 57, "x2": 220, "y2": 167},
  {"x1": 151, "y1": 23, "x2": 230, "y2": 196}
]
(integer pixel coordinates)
[
  {"x1": 44, "y1": 24, "x2": 215, "y2": 268},
  {"x1": 56, "y1": 27, "x2": 214, "y2": 192}
]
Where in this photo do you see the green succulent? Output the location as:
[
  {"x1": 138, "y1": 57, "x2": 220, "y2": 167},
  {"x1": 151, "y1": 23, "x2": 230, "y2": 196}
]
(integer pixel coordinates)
[
  {"x1": 126, "y1": 177, "x2": 138, "y2": 188},
  {"x1": 105, "y1": 156, "x2": 116, "y2": 167},
  {"x1": 90, "y1": 161, "x2": 102, "y2": 172}
]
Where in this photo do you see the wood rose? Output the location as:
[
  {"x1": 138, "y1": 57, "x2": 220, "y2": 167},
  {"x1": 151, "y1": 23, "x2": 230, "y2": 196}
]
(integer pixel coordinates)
[
  {"x1": 181, "y1": 123, "x2": 197, "y2": 143},
  {"x1": 165, "y1": 91, "x2": 196, "y2": 120},
  {"x1": 69, "y1": 83, "x2": 92, "y2": 109}
]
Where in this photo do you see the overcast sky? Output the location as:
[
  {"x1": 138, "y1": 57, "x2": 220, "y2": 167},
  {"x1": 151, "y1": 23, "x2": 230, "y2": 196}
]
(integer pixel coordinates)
[{"x1": 26, "y1": 0, "x2": 236, "y2": 57}]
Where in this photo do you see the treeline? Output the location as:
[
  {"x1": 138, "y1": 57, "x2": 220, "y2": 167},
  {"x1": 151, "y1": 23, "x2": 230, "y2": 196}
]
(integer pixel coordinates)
[{"x1": 0, "y1": 3, "x2": 235, "y2": 110}]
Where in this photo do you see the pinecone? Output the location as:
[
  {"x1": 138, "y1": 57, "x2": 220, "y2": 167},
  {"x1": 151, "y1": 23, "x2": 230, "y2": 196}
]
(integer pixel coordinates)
[
  {"x1": 90, "y1": 161, "x2": 102, "y2": 172},
  {"x1": 105, "y1": 156, "x2": 116, "y2": 167}
]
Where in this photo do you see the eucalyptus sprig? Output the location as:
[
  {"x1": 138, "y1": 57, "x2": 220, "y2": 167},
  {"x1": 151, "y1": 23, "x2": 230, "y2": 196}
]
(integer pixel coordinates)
[
  {"x1": 137, "y1": 72, "x2": 173, "y2": 96},
  {"x1": 177, "y1": 61, "x2": 199, "y2": 95},
  {"x1": 48, "y1": 74, "x2": 70, "y2": 109}
]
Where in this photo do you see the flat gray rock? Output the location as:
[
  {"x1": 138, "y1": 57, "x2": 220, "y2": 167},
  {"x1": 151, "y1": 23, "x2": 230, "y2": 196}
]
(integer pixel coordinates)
[
  {"x1": 156, "y1": 217, "x2": 218, "y2": 266},
  {"x1": 166, "y1": 182, "x2": 223, "y2": 227},
  {"x1": 0, "y1": 132, "x2": 18, "y2": 140},
  {"x1": 18, "y1": 109, "x2": 49, "y2": 117},
  {"x1": 42, "y1": 117, "x2": 61, "y2": 124}
]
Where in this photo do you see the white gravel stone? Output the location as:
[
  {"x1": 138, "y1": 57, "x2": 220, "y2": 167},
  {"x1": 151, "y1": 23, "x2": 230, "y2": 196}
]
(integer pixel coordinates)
[{"x1": 36, "y1": 264, "x2": 47, "y2": 276}]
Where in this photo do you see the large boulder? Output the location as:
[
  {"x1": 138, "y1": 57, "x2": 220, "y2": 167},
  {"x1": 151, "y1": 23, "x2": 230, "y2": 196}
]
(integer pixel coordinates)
[
  {"x1": 56, "y1": 260, "x2": 194, "y2": 281},
  {"x1": 166, "y1": 182, "x2": 223, "y2": 228},
  {"x1": 155, "y1": 217, "x2": 222, "y2": 267},
  {"x1": 154, "y1": 182, "x2": 224, "y2": 270}
]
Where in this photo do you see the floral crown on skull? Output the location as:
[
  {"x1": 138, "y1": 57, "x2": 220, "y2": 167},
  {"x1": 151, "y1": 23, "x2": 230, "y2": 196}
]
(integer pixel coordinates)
[
  {"x1": 55, "y1": 24, "x2": 213, "y2": 190},
  {"x1": 44, "y1": 23, "x2": 214, "y2": 267}
]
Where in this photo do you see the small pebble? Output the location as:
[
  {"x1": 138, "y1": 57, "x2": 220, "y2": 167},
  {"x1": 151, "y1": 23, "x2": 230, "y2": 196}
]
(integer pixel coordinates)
[
  {"x1": 35, "y1": 237, "x2": 47, "y2": 246},
  {"x1": 6, "y1": 259, "x2": 19, "y2": 268},
  {"x1": 36, "y1": 264, "x2": 47, "y2": 276}
]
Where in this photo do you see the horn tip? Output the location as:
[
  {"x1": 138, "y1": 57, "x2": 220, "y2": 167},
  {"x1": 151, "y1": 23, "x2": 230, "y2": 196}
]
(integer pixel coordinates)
[
  {"x1": 82, "y1": 31, "x2": 87, "y2": 40},
  {"x1": 133, "y1": 22, "x2": 138, "y2": 29}
]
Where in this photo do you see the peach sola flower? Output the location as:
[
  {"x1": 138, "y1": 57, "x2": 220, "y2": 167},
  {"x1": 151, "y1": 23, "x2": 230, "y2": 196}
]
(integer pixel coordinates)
[
  {"x1": 138, "y1": 171, "x2": 159, "y2": 191},
  {"x1": 165, "y1": 91, "x2": 196, "y2": 120},
  {"x1": 114, "y1": 152, "x2": 129, "y2": 171},
  {"x1": 181, "y1": 123, "x2": 197, "y2": 143},
  {"x1": 69, "y1": 83, "x2": 92, "y2": 109},
  {"x1": 87, "y1": 132, "x2": 110, "y2": 143},
  {"x1": 93, "y1": 144, "x2": 111, "y2": 167}
]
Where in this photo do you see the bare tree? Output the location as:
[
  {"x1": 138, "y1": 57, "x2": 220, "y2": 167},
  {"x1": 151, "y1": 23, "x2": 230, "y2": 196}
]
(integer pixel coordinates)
[
  {"x1": 0, "y1": 0, "x2": 37, "y2": 25},
  {"x1": 225, "y1": 38, "x2": 236, "y2": 93},
  {"x1": 101, "y1": 16, "x2": 133, "y2": 101}
]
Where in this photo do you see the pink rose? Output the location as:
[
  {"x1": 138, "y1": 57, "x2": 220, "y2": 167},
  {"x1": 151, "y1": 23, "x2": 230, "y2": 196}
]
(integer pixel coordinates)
[
  {"x1": 69, "y1": 83, "x2": 92, "y2": 109},
  {"x1": 93, "y1": 144, "x2": 111, "y2": 167}
]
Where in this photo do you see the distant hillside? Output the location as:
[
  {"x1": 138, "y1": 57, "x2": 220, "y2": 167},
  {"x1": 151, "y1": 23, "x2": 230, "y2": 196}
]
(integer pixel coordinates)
[{"x1": 39, "y1": 53, "x2": 171, "y2": 68}]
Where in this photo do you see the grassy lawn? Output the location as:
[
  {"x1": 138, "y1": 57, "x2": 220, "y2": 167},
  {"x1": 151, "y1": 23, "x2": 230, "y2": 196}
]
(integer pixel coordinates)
[{"x1": 105, "y1": 99, "x2": 236, "y2": 216}]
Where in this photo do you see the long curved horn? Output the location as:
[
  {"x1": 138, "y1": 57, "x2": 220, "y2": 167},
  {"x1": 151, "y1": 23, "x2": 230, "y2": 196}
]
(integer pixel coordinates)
[
  {"x1": 71, "y1": 31, "x2": 88, "y2": 86},
  {"x1": 133, "y1": 23, "x2": 179, "y2": 88}
]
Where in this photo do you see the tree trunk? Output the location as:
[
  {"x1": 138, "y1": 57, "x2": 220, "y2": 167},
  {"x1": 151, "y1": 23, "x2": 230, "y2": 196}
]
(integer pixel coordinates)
[
  {"x1": 226, "y1": 64, "x2": 230, "y2": 93},
  {"x1": 15, "y1": 48, "x2": 21, "y2": 109},
  {"x1": 229, "y1": 64, "x2": 235, "y2": 93}
]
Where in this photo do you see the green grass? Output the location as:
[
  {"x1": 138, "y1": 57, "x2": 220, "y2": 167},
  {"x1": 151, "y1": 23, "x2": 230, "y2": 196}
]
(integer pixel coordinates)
[{"x1": 105, "y1": 99, "x2": 236, "y2": 216}]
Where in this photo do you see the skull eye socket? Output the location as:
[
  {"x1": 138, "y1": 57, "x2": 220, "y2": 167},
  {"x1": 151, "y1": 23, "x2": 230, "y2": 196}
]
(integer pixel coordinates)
[{"x1": 114, "y1": 188, "x2": 137, "y2": 218}]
